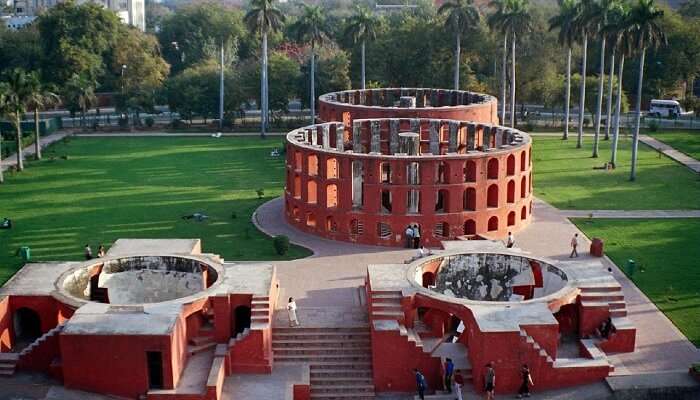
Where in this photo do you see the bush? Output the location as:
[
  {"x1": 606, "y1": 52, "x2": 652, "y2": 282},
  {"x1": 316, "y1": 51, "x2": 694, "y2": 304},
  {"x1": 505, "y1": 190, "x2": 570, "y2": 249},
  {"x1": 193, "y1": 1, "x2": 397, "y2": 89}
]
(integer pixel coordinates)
[
  {"x1": 648, "y1": 119, "x2": 659, "y2": 132},
  {"x1": 118, "y1": 117, "x2": 129, "y2": 128},
  {"x1": 273, "y1": 235, "x2": 290, "y2": 256},
  {"x1": 256, "y1": 188, "x2": 265, "y2": 199},
  {"x1": 145, "y1": 117, "x2": 155, "y2": 128}
]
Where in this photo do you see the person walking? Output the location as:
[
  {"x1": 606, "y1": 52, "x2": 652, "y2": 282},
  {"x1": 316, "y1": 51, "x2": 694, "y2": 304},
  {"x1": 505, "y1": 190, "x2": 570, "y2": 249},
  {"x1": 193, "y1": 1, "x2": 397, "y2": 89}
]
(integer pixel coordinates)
[
  {"x1": 453, "y1": 372, "x2": 464, "y2": 400},
  {"x1": 405, "y1": 225, "x2": 414, "y2": 248},
  {"x1": 444, "y1": 358, "x2": 455, "y2": 393},
  {"x1": 413, "y1": 225, "x2": 421, "y2": 249},
  {"x1": 570, "y1": 233, "x2": 579, "y2": 258},
  {"x1": 414, "y1": 368, "x2": 427, "y2": 400},
  {"x1": 287, "y1": 297, "x2": 300, "y2": 327},
  {"x1": 506, "y1": 232, "x2": 515, "y2": 248},
  {"x1": 517, "y1": 364, "x2": 534, "y2": 398},
  {"x1": 84, "y1": 244, "x2": 93, "y2": 260},
  {"x1": 97, "y1": 244, "x2": 106, "y2": 258},
  {"x1": 484, "y1": 363, "x2": 496, "y2": 400}
]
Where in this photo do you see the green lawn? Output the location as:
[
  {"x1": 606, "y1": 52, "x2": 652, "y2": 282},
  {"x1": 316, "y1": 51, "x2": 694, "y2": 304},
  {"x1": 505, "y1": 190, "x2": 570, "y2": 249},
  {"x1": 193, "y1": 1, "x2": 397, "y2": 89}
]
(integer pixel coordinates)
[
  {"x1": 532, "y1": 135, "x2": 700, "y2": 210},
  {"x1": 574, "y1": 218, "x2": 700, "y2": 347},
  {"x1": 0, "y1": 136, "x2": 311, "y2": 285},
  {"x1": 648, "y1": 130, "x2": 700, "y2": 160}
]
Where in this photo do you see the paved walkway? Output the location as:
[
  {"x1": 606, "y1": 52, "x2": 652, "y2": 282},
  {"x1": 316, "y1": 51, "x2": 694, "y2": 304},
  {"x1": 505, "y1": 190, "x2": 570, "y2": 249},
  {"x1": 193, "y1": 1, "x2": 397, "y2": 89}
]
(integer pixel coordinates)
[
  {"x1": 74, "y1": 131, "x2": 286, "y2": 137},
  {"x1": 560, "y1": 209, "x2": 700, "y2": 218},
  {"x1": 639, "y1": 134, "x2": 700, "y2": 174},
  {"x1": 0, "y1": 131, "x2": 71, "y2": 172}
]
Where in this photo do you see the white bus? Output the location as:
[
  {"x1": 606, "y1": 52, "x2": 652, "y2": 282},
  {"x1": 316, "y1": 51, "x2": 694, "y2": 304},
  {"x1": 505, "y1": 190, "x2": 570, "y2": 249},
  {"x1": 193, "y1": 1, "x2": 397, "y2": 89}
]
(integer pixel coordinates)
[{"x1": 649, "y1": 99, "x2": 691, "y2": 118}]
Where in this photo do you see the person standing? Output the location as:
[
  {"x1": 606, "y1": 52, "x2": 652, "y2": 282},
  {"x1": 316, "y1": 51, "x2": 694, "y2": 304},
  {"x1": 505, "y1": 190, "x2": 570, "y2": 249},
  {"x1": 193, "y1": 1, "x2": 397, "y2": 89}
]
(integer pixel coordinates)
[
  {"x1": 453, "y1": 372, "x2": 464, "y2": 400},
  {"x1": 413, "y1": 225, "x2": 421, "y2": 249},
  {"x1": 97, "y1": 244, "x2": 106, "y2": 258},
  {"x1": 405, "y1": 225, "x2": 414, "y2": 248},
  {"x1": 506, "y1": 232, "x2": 515, "y2": 248},
  {"x1": 84, "y1": 244, "x2": 93, "y2": 260},
  {"x1": 484, "y1": 363, "x2": 496, "y2": 400},
  {"x1": 517, "y1": 364, "x2": 534, "y2": 398},
  {"x1": 570, "y1": 233, "x2": 579, "y2": 258},
  {"x1": 444, "y1": 358, "x2": 455, "y2": 393},
  {"x1": 414, "y1": 368, "x2": 427, "y2": 400},
  {"x1": 287, "y1": 297, "x2": 300, "y2": 327}
]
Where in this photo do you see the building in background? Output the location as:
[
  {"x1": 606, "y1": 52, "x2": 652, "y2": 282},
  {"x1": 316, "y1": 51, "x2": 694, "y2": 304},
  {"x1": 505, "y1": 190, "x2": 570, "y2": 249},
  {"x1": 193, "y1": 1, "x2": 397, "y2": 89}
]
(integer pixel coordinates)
[{"x1": 11, "y1": 0, "x2": 144, "y2": 31}]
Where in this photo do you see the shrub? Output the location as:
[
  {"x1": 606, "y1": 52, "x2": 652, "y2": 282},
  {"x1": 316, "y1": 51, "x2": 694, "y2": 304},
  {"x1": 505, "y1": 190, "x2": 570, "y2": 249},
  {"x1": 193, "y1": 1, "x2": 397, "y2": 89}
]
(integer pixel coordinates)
[
  {"x1": 273, "y1": 235, "x2": 290, "y2": 255},
  {"x1": 145, "y1": 117, "x2": 155, "y2": 128},
  {"x1": 256, "y1": 188, "x2": 265, "y2": 199}
]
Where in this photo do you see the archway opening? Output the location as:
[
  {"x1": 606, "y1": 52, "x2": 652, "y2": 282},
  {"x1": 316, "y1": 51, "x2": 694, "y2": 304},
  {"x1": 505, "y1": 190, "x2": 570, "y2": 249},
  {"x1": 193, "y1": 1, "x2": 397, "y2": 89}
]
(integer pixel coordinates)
[
  {"x1": 464, "y1": 219, "x2": 476, "y2": 235},
  {"x1": 463, "y1": 188, "x2": 476, "y2": 211},
  {"x1": 308, "y1": 154, "x2": 319, "y2": 176},
  {"x1": 487, "y1": 158, "x2": 499, "y2": 179},
  {"x1": 13, "y1": 307, "x2": 41, "y2": 345},
  {"x1": 507, "y1": 180, "x2": 515, "y2": 203},
  {"x1": 507, "y1": 154, "x2": 515, "y2": 176},
  {"x1": 233, "y1": 306, "x2": 251, "y2": 336},
  {"x1": 422, "y1": 271, "x2": 436, "y2": 288},
  {"x1": 521, "y1": 176, "x2": 527, "y2": 198},
  {"x1": 326, "y1": 157, "x2": 339, "y2": 179},
  {"x1": 488, "y1": 216, "x2": 499, "y2": 232},
  {"x1": 326, "y1": 184, "x2": 338, "y2": 208},
  {"x1": 307, "y1": 180, "x2": 317, "y2": 204},
  {"x1": 508, "y1": 211, "x2": 516, "y2": 226},
  {"x1": 487, "y1": 184, "x2": 499, "y2": 208},
  {"x1": 464, "y1": 160, "x2": 476, "y2": 182}
]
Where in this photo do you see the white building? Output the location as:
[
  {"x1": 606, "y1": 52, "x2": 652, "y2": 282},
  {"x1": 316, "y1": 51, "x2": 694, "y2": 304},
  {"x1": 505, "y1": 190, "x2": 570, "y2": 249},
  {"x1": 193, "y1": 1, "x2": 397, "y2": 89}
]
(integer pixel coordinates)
[
  {"x1": 2, "y1": 14, "x2": 36, "y2": 29},
  {"x1": 12, "y1": 0, "x2": 145, "y2": 31}
]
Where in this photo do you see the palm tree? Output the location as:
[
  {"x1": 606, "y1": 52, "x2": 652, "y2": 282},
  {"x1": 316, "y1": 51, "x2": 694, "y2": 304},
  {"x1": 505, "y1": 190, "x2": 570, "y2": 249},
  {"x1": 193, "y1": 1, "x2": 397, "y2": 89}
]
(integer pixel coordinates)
[
  {"x1": 344, "y1": 6, "x2": 379, "y2": 90},
  {"x1": 574, "y1": 0, "x2": 597, "y2": 148},
  {"x1": 605, "y1": 2, "x2": 632, "y2": 167},
  {"x1": 628, "y1": 0, "x2": 666, "y2": 181},
  {"x1": 0, "y1": 84, "x2": 8, "y2": 183},
  {"x1": 244, "y1": 0, "x2": 285, "y2": 138},
  {"x1": 489, "y1": 0, "x2": 532, "y2": 128},
  {"x1": 26, "y1": 72, "x2": 59, "y2": 160},
  {"x1": 549, "y1": 0, "x2": 581, "y2": 140},
  {"x1": 293, "y1": 3, "x2": 329, "y2": 124},
  {"x1": 589, "y1": 0, "x2": 615, "y2": 158},
  {"x1": 439, "y1": 0, "x2": 481, "y2": 90},
  {"x1": 0, "y1": 68, "x2": 34, "y2": 171},
  {"x1": 63, "y1": 74, "x2": 96, "y2": 128}
]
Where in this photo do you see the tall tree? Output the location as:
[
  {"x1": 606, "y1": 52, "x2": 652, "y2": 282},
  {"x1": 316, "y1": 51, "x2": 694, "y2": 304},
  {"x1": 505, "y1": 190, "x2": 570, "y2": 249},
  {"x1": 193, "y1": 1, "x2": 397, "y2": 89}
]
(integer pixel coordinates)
[
  {"x1": 344, "y1": 6, "x2": 379, "y2": 90},
  {"x1": 62, "y1": 74, "x2": 97, "y2": 128},
  {"x1": 26, "y1": 72, "x2": 59, "y2": 160},
  {"x1": 292, "y1": 3, "x2": 330, "y2": 123},
  {"x1": 574, "y1": 0, "x2": 596, "y2": 148},
  {"x1": 488, "y1": 0, "x2": 532, "y2": 128},
  {"x1": 628, "y1": 0, "x2": 666, "y2": 181},
  {"x1": 589, "y1": 0, "x2": 615, "y2": 158},
  {"x1": 0, "y1": 83, "x2": 7, "y2": 183},
  {"x1": 245, "y1": 0, "x2": 285, "y2": 138},
  {"x1": 439, "y1": 0, "x2": 481, "y2": 90},
  {"x1": 549, "y1": 0, "x2": 582, "y2": 140},
  {"x1": 0, "y1": 69, "x2": 33, "y2": 171},
  {"x1": 605, "y1": 1, "x2": 632, "y2": 167}
]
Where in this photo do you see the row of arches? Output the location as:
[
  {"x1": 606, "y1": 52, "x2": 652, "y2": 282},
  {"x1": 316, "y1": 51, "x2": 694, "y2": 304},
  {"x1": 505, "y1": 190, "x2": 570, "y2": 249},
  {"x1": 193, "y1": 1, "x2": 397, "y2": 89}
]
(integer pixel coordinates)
[{"x1": 293, "y1": 152, "x2": 340, "y2": 180}]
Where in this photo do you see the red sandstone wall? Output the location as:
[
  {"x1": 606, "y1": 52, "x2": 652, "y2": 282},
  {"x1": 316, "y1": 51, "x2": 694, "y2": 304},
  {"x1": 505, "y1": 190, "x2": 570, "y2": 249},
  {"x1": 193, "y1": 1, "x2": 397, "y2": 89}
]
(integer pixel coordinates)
[{"x1": 0, "y1": 297, "x2": 11, "y2": 351}]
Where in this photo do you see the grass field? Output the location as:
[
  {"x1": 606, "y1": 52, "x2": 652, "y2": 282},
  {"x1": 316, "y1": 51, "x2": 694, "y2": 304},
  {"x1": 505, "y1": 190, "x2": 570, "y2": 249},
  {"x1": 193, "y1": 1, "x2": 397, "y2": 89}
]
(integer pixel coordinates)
[
  {"x1": 574, "y1": 218, "x2": 700, "y2": 347},
  {"x1": 648, "y1": 130, "x2": 700, "y2": 160},
  {"x1": 532, "y1": 135, "x2": 700, "y2": 210},
  {"x1": 0, "y1": 136, "x2": 311, "y2": 285}
]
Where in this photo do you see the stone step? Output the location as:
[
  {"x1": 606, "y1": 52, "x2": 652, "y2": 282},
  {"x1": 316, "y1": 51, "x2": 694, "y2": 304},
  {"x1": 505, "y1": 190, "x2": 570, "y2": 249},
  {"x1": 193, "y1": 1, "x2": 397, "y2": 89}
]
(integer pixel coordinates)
[
  {"x1": 311, "y1": 369, "x2": 373, "y2": 378},
  {"x1": 251, "y1": 300, "x2": 269, "y2": 307},
  {"x1": 274, "y1": 354, "x2": 372, "y2": 363},
  {"x1": 310, "y1": 393, "x2": 375, "y2": 400},
  {"x1": 274, "y1": 327, "x2": 369, "y2": 333},
  {"x1": 273, "y1": 331, "x2": 370, "y2": 341},
  {"x1": 0, "y1": 353, "x2": 20, "y2": 362},
  {"x1": 0, "y1": 369, "x2": 15, "y2": 376},
  {"x1": 251, "y1": 309, "x2": 269, "y2": 316},
  {"x1": 311, "y1": 377, "x2": 374, "y2": 386},
  {"x1": 610, "y1": 309, "x2": 627, "y2": 317},
  {"x1": 370, "y1": 303, "x2": 402, "y2": 312},
  {"x1": 311, "y1": 384, "x2": 375, "y2": 394},
  {"x1": 0, "y1": 363, "x2": 16, "y2": 371},
  {"x1": 580, "y1": 292, "x2": 624, "y2": 302},
  {"x1": 308, "y1": 362, "x2": 373, "y2": 370},
  {"x1": 370, "y1": 292, "x2": 402, "y2": 300},
  {"x1": 188, "y1": 342, "x2": 217, "y2": 355},
  {"x1": 273, "y1": 347, "x2": 371, "y2": 356},
  {"x1": 188, "y1": 336, "x2": 215, "y2": 346},
  {"x1": 273, "y1": 339, "x2": 370, "y2": 348},
  {"x1": 371, "y1": 310, "x2": 404, "y2": 320},
  {"x1": 580, "y1": 284, "x2": 622, "y2": 293}
]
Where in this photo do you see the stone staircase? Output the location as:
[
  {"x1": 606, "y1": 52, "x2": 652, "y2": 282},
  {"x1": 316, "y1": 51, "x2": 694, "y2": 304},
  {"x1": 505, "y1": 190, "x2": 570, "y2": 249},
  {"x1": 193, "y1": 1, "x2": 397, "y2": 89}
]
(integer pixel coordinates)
[
  {"x1": 580, "y1": 285, "x2": 628, "y2": 318},
  {"x1": 369, "y1": 290, "x2": 404, "y2": 324},
  {"x1": 518, "y1": 328, "x2": 555, "y2": 368},
  {"x1": 188, "y1": 334, "x2": 217, "y2": 356},
  {"x1": 273, "y1": 327, "x2": 375, "y2": 399},
  {"x1": 0, "y1": 352, "x2": 19, "y2": 376},
  {"x1": 251, "y1": 295, "x2": 272, "y2": 329}
]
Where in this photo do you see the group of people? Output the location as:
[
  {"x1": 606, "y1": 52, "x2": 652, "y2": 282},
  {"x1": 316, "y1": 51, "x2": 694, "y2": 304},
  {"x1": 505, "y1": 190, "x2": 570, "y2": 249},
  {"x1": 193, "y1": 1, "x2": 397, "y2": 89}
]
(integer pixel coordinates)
[
  {"x1": 404, "y1": 224, "x2": 422, "y2": 249},
  {"x1": 414, "y1": 362, "x2": 534, "y2": 399},
  {"x1": 84, "y1": 244, "x2": 106, "y2": 260}
]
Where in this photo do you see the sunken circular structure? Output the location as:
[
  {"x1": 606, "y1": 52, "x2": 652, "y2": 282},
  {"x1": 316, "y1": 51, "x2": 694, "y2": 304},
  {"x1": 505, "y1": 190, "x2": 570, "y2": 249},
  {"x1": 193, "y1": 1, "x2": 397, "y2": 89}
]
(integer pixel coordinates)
[
  {"x1": 318, "y1": 88, "x2": 499, "y2": 125},
  {"x1": 412, "y1": 252, "x2": 568, "y2": 303},
  {"x1": 284, "y1": 115, "x2": 533, "y2": 247},
  {"x1": 58, "y1": 255, "x2": 220, "y2": 305}
]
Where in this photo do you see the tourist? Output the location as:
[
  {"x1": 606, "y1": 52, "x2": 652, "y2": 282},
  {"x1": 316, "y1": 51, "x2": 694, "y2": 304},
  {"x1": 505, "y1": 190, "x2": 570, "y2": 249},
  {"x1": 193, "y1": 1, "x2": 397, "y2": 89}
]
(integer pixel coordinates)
[
  {"x1": 517, "y1": 364, "x2": 533, "y2": 398},
  {"x1": 453, "y1": 372, "x2": 464, "y2": 400},
  {"x1": 452, "y1": 320, "x2": 465, "y2": 343},
  {"x1": 484, "y1": 363, "x2": 496, "y2": 400},
  {"x1": 413, "y1": 225, "x2": 421, "y2": 249},
  {"x1": 0, "y1": 218, "x2": 11, "y2": 229},
  {"x1": 97, "y1": 245, "x2": 106, "y2": 258},
  {"x1": 444, "y1": 358, "x2": 455, "y2": 393},
  {"x1": 570, "y1": 233, "x2": 579, "y2": 258},
  {"x1": 405, "y1": 225, "x2": 414, "y2": 248},
  {"x1": 414, "y1": 368, "x2": 427, "y2": 400},
  {"x1": 84, "y1": 244, "x2": 93, "y2": 260},
  {"x1": 417, "y1": 247, "x2": 425, "y2": 259},
  {"x1": 287, "y1": 297, "x2": 300, "y2": 327},
  {"x1": 506, "y1": 232, "x2": 515, "y2": 248}
]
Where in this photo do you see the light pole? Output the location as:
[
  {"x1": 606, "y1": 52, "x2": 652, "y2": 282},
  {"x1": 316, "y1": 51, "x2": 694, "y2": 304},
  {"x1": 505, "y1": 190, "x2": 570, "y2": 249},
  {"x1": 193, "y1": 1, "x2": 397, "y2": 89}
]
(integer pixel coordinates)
[{"x1": 121, "y1": 64, "x2": 128, "y2": 125}]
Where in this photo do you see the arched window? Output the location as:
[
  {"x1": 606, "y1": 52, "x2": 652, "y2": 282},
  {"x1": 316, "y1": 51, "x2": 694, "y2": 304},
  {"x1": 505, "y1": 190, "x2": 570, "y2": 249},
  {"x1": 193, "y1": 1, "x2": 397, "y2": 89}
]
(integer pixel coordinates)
[
  {"x1": 435, "y1": 189, "x2": 449, "y2": 213},
  {"x1": 326, "y1": 157, "x2": 339, "y2": 179},
  {"x1": 464, "y1": 219, "x2": 476, "y2": 235},
  {"x1": 293, "y1": 175, "x2": 301, "y2": 199},
  {"x1": 520, "y1": 151, "x2": 526, "y2": 171},
  {"x1": 308, "y1": 154, "x2": 319, "y2": 176},
  {"x1": 326, "y1": 216, "x2": 337, "y2": 232},
  {"x1": 529, "y1": 200, "x2": 533, "y2": 214},
  {"x1": 307, "y1": 180, "x2": 317, "y2": 204},
  {"x1": 326, "y1": 184, "x2": 338, "y2": 208},
  {"x1": 521, "y1": 206, "x2": 527, "y2": 220},
  {"x1": 233, "y1": 306, "x2": 251, "y2": 336},
  {"x1": 529, "y1": 148, "x2": 532, "y2": 165},
  {"x1": 488, "y1": 216, "x2": 499, "y2": 232},
  {"x1": 487, "y1": 158, "x2": 499, "y2": 179},
  {"x1": 422, "y1": 272, "x2": 435, "y2": 288},
  {"x1": 381, "y1": 190, "x2": 392, "y2": 213},
  {"x1": 292, "y1": 206, "x2": 300, "y2": 220},
  {"x1": 520, "y1": 176, "x2": 527, "y2": 198},
  {"x1": 507, "y1": 154, "x2": 515, "y2": 176},
  {"x1": 306, "y1": 213, "x2": 316, "y2": 227},
  {"x1": 507, "y1": 211, "x2": 516, "y2": 226},
  {"x1": 436, "y1": 162, "x2": 448, "y2": 184},
  {"x1": 13, "y1": 307, "x2": 41, "y2": 342},
  {"x1": 463, "y1": 188, "x2": 476, "y2": 211},
  {"x1": 507, "y1": 180, "x2": 515, "y2": 203},
  {"x1": 464, "y1": 160, "x2": 476, "y2": 182},
  {"x1": 294, "y1": 151, "x2": 302, "y2": 170},
  {"x1": 487, "y1": 184, "x2": 499, "y2": 208}
]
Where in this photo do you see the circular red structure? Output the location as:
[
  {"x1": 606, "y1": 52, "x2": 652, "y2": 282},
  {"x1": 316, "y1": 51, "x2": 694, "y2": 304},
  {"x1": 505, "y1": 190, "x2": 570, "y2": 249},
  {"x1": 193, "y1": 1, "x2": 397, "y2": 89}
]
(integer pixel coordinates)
[
  {"x1": 285, "y1": 90, "x2": 533, "y2": 248},
  {"x1": 318, "y1": 88, "x2": 500, "y2": 125}
]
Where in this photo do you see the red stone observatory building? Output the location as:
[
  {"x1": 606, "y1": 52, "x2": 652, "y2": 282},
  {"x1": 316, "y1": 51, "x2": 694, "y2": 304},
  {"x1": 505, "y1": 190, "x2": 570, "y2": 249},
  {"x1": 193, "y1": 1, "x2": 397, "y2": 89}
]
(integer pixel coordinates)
[{"x1": 285, "y1": 88, "x2": 533, "y2": 247}]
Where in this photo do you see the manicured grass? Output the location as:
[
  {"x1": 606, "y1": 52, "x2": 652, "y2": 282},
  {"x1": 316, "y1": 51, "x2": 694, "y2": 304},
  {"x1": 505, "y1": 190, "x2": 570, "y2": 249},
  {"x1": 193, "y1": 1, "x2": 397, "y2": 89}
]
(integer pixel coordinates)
[
  {"x1": 532, "y1": 135, "x2": 700, "y2": 210},
  {"x1": 0, "y1": 136, "x2": 311, "y2": 285},
  {"x1": 648, "y1": 130, "x2": 700, "y2": 160},
  {"x1": 573, "y1": 218, "x2": 700, "y2": 347}
]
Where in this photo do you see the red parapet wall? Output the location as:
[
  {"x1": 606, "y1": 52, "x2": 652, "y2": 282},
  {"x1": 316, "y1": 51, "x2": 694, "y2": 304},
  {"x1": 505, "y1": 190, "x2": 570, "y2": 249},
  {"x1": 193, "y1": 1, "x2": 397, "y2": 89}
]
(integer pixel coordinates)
[{"x1": 284, "y1": 112, "x2": 533, "y2": 247}]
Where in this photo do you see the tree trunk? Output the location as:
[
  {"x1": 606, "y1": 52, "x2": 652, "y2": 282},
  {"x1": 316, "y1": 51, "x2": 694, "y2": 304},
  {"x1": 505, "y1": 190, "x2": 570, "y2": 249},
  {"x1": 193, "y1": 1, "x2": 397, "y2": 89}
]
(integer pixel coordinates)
[
  {"x1": 510, "y1": 31, "x2": 516, "y2": 128},
  {"x1": 34, "y1": 108, "x2": 42, "y2": 160},
  {"x1": 630, "y1": 48, "x2": 646, "y2": 182},
  {"x1": 593, "y1": 37, "x2": 606, "y2": 158},
  {"x1": 310, "y1": 49, "x2": 316, "y2": 124},
  {"x1": 219, "y1": 42, "x2": 225, "y2": 130},
  {"x1": 611, "y1": 54, "x2": 625, "y2": 167},
  {"x1": 577, "y1": 35, "x2": 588, "y2": 149},
  {"x1": 15, "y1": 116, "x2": 23, "y2": 171},
  {"x1": 260, "y1": 32, "x2": 269, "y2": 138},
  {"x1": 0, "y1": 133, "x2": 4, "y2": 183},
  {"x1": 500, "y1": 34, "x2": 507, "y2": 125},
  {"x1": 361, "y1": 41, "x2": 366, "y2": 90},
  {"x1": 605, "y1": 46, "x2": 616, "y2": 141},
  {"x1": 564, "y1": 47, "x2": 571, "y2": 140},
  {"x1": 454, "y1": 33, "x2": 461, "y2": 90}
]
